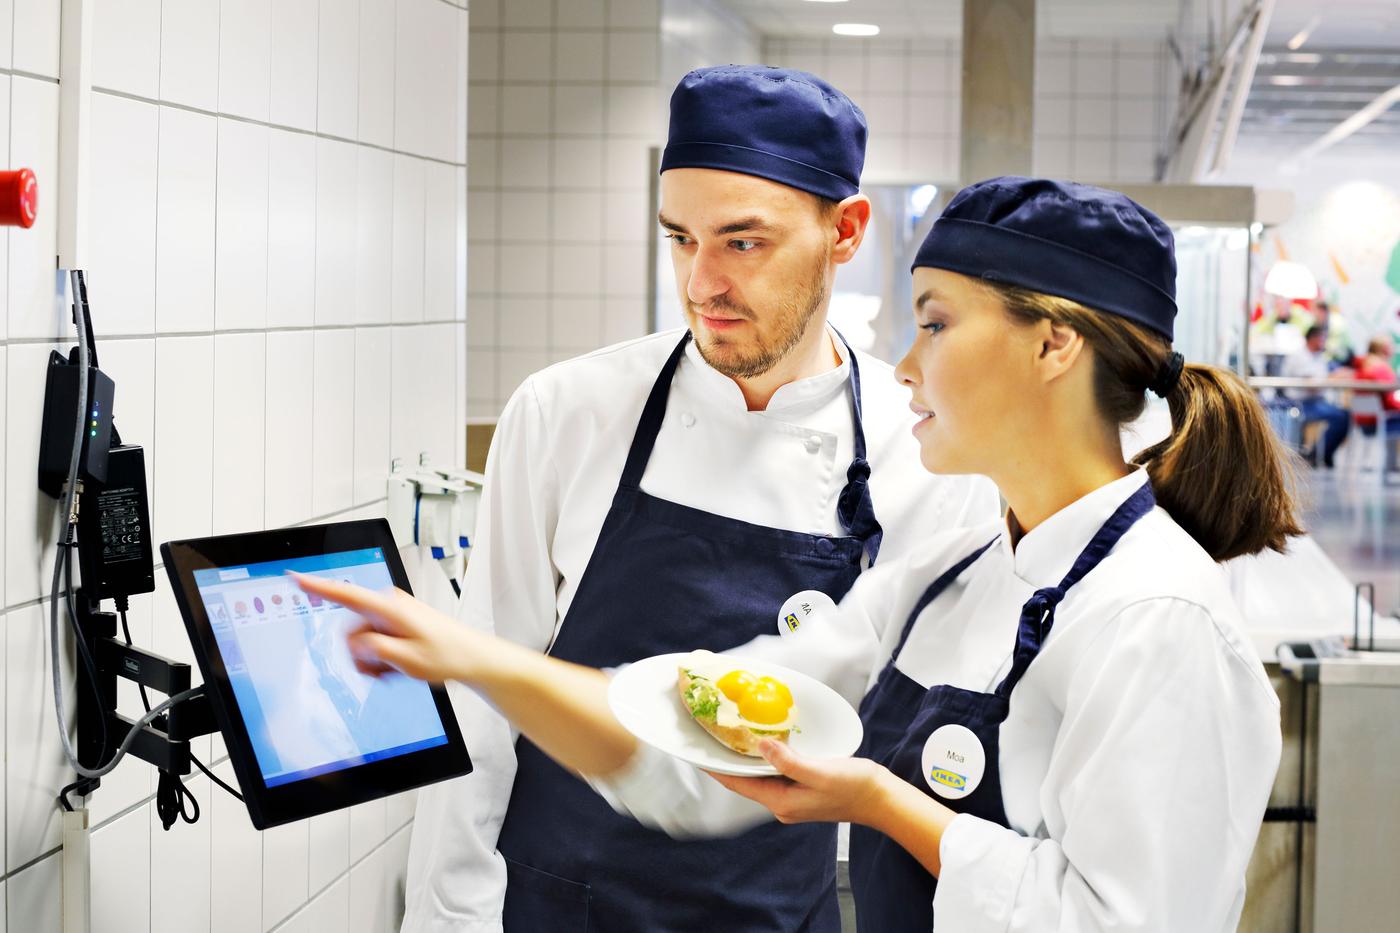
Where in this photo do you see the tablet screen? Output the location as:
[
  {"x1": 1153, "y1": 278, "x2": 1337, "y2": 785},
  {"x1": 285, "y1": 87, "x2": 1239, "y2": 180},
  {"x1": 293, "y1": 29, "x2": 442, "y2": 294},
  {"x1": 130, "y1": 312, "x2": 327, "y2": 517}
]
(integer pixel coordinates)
[{"x1": 191, "y1": 547, "x2": 449, "y2": 788}]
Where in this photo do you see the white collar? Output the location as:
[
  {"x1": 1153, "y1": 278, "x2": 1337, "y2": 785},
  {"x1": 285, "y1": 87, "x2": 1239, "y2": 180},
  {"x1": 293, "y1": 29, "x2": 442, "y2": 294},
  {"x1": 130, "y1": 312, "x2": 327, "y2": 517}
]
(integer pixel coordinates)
[
  {"x1": 678, "y1": 324, "x2": 852, "y2": 415},
  {"x1": 999, "y1": 469, "x2": 1152, "y2": 588}
]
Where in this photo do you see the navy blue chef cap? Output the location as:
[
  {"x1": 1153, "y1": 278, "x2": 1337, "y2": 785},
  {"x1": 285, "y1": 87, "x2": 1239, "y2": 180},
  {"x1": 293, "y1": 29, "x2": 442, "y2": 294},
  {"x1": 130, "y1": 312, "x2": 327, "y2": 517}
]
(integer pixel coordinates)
[
  {"x1": 913, "y1": 177, "x2": 1178, "y2": 341},
  {"x1": 660, "y1": 65, "x2": 867, "y2": 202}
]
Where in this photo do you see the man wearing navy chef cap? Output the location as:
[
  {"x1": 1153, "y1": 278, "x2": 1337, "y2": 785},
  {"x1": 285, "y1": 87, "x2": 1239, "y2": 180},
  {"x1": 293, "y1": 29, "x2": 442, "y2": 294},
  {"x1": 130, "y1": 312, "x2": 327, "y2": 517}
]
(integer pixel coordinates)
[{"x1": 401, "y1": 66, "x2": 997, "y2": 933}]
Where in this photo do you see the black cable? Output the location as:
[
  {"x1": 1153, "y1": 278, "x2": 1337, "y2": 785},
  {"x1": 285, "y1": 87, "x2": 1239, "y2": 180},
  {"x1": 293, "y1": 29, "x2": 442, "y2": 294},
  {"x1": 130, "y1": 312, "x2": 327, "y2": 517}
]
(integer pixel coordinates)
[
  {"x1": 449, "y1": 578, "x2": 462, "y2": 598},
  {"x1": 118, "y1": 606, "x2": 242, "y2": 818},
  {"x1": 62, "y1": 538, "x2": 108, "y2": 764}
]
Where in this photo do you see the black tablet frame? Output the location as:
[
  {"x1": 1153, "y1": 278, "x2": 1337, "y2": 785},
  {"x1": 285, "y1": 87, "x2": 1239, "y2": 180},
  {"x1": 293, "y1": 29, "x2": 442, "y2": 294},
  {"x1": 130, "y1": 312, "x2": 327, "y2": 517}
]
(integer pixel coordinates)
[{"x1": 161, "y1": 518, "x2": 472, "y2": 829}]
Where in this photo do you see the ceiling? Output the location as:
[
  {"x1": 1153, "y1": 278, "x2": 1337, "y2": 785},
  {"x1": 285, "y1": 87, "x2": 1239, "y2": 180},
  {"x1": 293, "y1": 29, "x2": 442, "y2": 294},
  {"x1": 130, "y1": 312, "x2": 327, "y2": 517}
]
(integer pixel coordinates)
[
  {"x1": 1242, "y1": 47, "x2": 1400, "y2": 140},
  {"x1": 719, "y1": 0, "x2": 1181, "y2": 42}
]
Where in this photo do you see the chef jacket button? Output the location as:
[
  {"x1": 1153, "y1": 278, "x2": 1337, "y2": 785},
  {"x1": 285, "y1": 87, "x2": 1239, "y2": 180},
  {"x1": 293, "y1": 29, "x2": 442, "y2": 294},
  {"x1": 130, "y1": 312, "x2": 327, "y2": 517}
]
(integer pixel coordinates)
[
  {"x1": 681, "y1": 412, "x2": 696, "y2": 428},
  {"x1": 804, "y1": 434, "x2": 822, "y2": 453}
]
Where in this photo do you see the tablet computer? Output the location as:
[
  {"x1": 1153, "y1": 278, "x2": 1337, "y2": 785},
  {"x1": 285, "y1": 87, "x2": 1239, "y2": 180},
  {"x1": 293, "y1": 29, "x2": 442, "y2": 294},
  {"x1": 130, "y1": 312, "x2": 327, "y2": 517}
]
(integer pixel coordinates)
[{"x1": 161, "y1": 519, "x2": 472, "y2": 829}]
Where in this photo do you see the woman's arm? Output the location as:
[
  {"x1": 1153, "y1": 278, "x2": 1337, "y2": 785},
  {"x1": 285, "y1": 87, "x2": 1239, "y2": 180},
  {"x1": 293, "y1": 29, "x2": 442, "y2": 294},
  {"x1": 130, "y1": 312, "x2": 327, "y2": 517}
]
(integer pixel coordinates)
[{"x1": 293, "y1": 574, "x2": 639, "y2": 777}]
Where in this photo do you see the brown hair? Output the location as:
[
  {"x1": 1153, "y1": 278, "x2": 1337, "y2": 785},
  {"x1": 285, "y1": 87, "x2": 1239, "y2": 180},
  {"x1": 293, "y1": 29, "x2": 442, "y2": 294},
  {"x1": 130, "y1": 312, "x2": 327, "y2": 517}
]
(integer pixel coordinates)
[{"x1": 986, "y1": 283, "x2": 1304, "y2": 562}]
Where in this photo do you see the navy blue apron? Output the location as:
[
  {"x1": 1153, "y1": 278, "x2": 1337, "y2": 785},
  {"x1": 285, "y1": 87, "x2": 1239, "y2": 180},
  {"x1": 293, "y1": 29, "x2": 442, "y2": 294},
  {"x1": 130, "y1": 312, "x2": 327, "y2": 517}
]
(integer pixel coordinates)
[
  {"x1": 496, "y1": 331, "x2": 883, "y2": 933},
  {"x1": 849, "y1": 481, "x2": 1156, "y2": 932}
]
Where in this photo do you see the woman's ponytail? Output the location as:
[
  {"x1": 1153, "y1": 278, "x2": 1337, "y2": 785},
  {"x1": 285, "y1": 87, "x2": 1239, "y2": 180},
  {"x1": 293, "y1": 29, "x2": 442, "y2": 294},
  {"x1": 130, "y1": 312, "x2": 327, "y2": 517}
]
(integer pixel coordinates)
[
  {"x1": 988, "y1": 282, "x2": 1305, "y2": 562},
  {"x1": 1132, "y1": 363, "x2": 1304, "y2": 561}
]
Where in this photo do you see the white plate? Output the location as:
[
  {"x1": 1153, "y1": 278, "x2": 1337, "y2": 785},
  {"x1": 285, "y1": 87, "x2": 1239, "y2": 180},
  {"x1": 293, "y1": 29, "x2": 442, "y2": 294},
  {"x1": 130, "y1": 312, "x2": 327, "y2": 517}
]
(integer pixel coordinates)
[{"x1": 608, "y1": 652, "x2": 865, "y2": 777}]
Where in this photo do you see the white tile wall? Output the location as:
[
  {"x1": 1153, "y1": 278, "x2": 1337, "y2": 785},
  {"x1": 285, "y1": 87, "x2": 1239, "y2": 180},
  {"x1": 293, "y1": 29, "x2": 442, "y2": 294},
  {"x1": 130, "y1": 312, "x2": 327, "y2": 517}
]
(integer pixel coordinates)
[
  {"x1": 467, "y1": 0, "x2": 751, "y2": 416},
  {"x1": 2, "y1": 1, "x2": 467, "y2": 930}
]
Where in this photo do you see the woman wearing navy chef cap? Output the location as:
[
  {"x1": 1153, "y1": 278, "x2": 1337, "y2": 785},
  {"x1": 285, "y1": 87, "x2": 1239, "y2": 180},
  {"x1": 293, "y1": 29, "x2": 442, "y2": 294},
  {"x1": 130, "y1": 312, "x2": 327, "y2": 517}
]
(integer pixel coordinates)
[{"x1": 298, "y1": 177, "x2": 1297, "y2": 932}]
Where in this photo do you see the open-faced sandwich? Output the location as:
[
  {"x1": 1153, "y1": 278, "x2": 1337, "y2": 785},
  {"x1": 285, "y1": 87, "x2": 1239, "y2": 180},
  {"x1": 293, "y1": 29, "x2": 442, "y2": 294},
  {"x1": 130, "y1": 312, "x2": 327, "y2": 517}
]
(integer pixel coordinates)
[{"x1": 676, "y1": 650, "x2": 797, "y2": 756}]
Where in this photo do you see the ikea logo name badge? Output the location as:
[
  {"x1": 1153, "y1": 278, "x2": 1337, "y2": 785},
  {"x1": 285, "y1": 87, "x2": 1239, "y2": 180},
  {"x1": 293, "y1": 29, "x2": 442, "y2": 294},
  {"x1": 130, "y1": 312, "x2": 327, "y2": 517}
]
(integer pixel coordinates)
[
  {"x1": 928, "y1": 768, "x2": 967, "y2": 791},
  {"x1": 777, "y1": 590, "x2": 838, "y2": 639},
  {"x1": 921, "y1": 724, "x2": 986, "y2": 800}
]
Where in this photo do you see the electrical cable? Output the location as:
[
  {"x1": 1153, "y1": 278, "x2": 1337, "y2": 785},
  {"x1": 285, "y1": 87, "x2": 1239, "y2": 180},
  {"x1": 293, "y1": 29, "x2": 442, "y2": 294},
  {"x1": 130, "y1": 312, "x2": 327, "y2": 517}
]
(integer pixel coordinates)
[
  {"x1": 49, "y1": 269, "x2": 198, "y2": 783},
  {"x1": 117, "y1": 604, "x2": 242, "y2": 806}
]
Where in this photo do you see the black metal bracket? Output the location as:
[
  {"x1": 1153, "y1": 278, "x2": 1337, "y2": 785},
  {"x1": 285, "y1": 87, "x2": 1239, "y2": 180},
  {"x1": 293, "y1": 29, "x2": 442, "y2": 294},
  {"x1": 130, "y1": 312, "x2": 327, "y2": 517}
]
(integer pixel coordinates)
[{"x1": 74, "y1": 589, "x2": 218, "y2": 788}]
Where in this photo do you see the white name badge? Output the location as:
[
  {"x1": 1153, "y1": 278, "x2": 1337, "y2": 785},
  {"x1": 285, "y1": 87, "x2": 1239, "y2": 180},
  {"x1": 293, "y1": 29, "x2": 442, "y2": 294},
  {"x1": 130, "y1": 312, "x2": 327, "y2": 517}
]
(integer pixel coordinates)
[
  {"x1": 921, "y1": 724, "x2": 986, "y2": 800},
  {"x1": 777, "y1": 590, "x2": 836, "y2": 638}
]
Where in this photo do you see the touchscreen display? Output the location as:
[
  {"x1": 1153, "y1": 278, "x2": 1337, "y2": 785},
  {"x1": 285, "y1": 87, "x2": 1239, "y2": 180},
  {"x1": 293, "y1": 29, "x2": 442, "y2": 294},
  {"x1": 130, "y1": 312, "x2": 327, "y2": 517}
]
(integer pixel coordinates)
[{"x1": 191, "y1": 548, "x2": 448, "y2": 788}]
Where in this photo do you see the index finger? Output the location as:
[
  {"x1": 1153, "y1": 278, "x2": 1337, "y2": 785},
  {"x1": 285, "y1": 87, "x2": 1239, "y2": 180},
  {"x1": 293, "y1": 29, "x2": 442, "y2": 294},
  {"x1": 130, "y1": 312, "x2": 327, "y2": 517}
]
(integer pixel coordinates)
[{"x1": 288, "y1": 572, "x2": 400, "y2": 621}]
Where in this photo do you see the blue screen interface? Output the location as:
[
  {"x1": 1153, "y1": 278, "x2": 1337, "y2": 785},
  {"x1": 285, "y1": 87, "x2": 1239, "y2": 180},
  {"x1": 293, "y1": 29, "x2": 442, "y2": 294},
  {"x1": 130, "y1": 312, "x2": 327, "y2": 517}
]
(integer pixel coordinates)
[{"x1": 193, "y1": 548, "x2": 448, "y2": 788}]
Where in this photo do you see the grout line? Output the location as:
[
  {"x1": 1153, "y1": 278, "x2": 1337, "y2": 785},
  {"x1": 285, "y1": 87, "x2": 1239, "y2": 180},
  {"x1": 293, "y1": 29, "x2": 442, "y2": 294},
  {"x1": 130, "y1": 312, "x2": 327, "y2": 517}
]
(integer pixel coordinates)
[
  {"x1": 0, "y1": 498, "x2": 387, "y2": 616},
  {"x1": 264, "y1": 820, "x2": 416, "y2": 933},
  {"x1": 0, "y1": 319, "x2": 462, "y2": 346},
  {"x1": 90, "y1": 85, "x2": 465, "y2": 169}
]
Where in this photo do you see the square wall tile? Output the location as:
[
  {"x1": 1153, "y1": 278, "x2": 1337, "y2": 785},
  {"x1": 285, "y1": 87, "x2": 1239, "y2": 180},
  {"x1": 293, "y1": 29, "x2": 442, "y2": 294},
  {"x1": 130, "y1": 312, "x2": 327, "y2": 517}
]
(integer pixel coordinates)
[
  {"x1": 503, "y1": 31, "x2": 553, "y2": 83},
  {"x1": 160, "y1": 0, "x2": 220, "y2": 110},
  {"x1": 219, "y1": 0, "x2": 272, "y2": 121},
  {"x1": 318, "y1": 0, "x2": 360, "y2": 139},
  {"x1": 503, "y1": 0, "x2": 550, "y2": 28},
  {"x1": 92, "y1": 804, "x2": 152, "y2": 933},
  {"x1": 348, "y1": 847, "x2": 394, "y2": 933},
  {"x1": 272, "y1": 0, "x2": 320, "y2": 131},
  {"x1": 358, "y1": 0, "x2": 397, "y2": 148},
  {"x1": 6, "y1": 603, "x2": 73, "y2": 871},
  {"x1": 498, "y1": 137, "x2": 550, "y2": 189},
  {"x1": 13, "y1": 0, "x2": 59, "y2": 78},
  {"x1": 7, "y1": 854, "x2": 59, "y2": 933},
  {"x1": 155, "y1": 107, "x2": 218, "y2": 333},
  {"x1": 0, "y1": 0, "x2": 13, "y2": 70},
  {"x1": 8, "y1": 79, "x2": 61, "y2": 341},
  {"x1": 349, "y1": 797, "x2": 386, "y2": 862},
  {"x1": 606, "y1": 31, "x2": 658, "y2": 83},
  {"x1": 392, "y1": 156, "x2": 428, "y2": 324},
  {"x1": 353, "y1": 328, "x2": 393, "y2": 504},
  {"x1": 425, "y1": 163, "x2": 460, "y2": 321},
  {"x1": 556, "y1": 0, "x2": 605, "y2": 28},
  {"x1": 355, "y1": 147, "x2": 395, "y2": 325},
  {"x1": 500, "y1": 85, "x2": 551, "y2": 135},
  {"x1": 215, "y1": 119, "x2": 271, "y2": 331},
  {"x1": 267, "y1": 129, "x2": 318, "y2": 328},
  {"x1": 312, "y1": 329, "x2": 356, "y2": 516},
  {"x1": 315, "y1": 138, "x2": 359, "y2": 326},
  {"x1": 150, "y1": 779, "x2": 212, "y2": 933},
  {"x1": 212, "y1": 334, "x2": 267, "y2": 535},
  {"x1": 153, "y1": 336, "x2": 215, "y2": 546},
  {"x1": 210, "y1": 759, "x2": 261, "y2": 933},
  {"x1": 89, "y1": 92, "x2": 158, "y2": 336},
  {"x1": 468, "y1": 28, "x2": 501, "y2": 84},
  {"x1": 263, "y1": 820, "x2": 310, "y2": 929},
  {"x1": 93, "y1": 0, "x2": 160, "y2": 97},
  {"x1": 555, "y1": 32, "x2": 603, "y2": 83},
  {"x1": 265, "y1": 331, "x2": 315, "y2": 528},
  {"x1": 308, "y1": 809, "x2": 350, "y2": 894}
]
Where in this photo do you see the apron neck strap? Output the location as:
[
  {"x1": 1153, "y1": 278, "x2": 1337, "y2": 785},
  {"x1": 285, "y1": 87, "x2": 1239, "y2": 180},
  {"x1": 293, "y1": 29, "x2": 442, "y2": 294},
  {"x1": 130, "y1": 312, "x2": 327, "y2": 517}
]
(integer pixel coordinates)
[
  {"x1": 889, "y1": 536, "x2": 1000, "y2": 662},
  {"x1": 993, "y1": 480, "x2": 1157, "y2": 700},
  {"x1": 618, "y1": 333, "x2": 692, "y2": 489}
]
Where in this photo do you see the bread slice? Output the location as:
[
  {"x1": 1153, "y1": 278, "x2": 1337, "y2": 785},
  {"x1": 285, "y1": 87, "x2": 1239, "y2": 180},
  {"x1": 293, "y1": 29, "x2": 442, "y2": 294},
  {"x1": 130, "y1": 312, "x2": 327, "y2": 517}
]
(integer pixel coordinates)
[{"x1": 677, "y1": 667, "x2": 790, "y2": 757}]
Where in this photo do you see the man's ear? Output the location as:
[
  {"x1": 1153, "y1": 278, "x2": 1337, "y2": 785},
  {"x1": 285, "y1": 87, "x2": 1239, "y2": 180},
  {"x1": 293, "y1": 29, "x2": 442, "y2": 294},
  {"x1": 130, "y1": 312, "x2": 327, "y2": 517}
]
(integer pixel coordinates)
[{"x1": 830, "y1": 194, "x2": 872, "y2": 265}]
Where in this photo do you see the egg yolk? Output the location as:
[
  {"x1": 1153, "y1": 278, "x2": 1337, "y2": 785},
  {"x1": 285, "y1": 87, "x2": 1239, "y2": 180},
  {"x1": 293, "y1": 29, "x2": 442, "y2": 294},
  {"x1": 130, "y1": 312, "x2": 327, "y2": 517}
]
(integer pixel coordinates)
[
  {"x1": 738, "y1": 683, "x2": 792, "y2": 725},
  {"x1": 716, "y1": 670, "x2": 757, "y2": 702},
  {"x1": 755, "y1": 676, "x2": 792, "y2": 708}
]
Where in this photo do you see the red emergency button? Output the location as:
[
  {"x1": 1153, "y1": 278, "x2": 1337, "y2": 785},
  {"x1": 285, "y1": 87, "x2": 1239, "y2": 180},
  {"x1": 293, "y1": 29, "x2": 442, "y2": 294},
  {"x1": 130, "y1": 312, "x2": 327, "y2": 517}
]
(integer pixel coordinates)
[{"x1": 0, "y1": 169, "x2": 37, "y2": 228}]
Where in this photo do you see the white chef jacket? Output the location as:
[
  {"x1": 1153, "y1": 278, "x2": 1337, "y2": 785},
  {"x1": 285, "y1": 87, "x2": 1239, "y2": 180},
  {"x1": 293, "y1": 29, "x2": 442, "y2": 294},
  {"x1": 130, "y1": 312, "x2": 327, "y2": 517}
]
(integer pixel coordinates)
[
  {"x1": 595, "y1": 469, "x2": 1283, "y2": 933},
  {"x1": 400, "y1": 327, "x2": 1000, "y2": 932}
]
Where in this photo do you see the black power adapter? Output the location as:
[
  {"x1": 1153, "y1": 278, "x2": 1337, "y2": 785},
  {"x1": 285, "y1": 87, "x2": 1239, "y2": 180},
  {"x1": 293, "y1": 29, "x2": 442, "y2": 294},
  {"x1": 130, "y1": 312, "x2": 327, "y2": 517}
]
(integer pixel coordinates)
[
  {"x1": 77, "y1": 444, "x2": 155, "y2": 599},
  {"x1": 37, "y1": 348, "x2": 115, "y2": 497}
]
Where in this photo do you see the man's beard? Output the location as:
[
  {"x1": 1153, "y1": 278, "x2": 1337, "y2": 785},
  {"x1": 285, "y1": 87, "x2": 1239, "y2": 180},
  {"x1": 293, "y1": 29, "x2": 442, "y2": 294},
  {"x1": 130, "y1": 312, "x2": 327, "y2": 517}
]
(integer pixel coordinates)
[{"x1": 687, "y1": 253, "x2": 830, "y2": 380}]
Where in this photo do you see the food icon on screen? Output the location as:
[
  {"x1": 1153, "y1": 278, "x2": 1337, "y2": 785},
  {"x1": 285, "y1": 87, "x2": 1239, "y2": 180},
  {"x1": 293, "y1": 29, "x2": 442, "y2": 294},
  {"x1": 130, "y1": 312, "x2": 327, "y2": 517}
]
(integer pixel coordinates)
[
  {"x1": 271, "y1": 594, "x2": 284, "y2": 606},
  {"x1": 234, "y1": 600, "x2": 248, "y2": 615},
  {"x1": 291, "y1": 593, "x2": 303, "y2": 606},
  {"x1": 254, "y1": 597, "x2": 266, "y2": 614},
  {"x1": 307, "y1": 591, "x2": 324, "y2": 608},
  {"x1": 213, "y1": 605, "x2": 229, "y2": 623}
]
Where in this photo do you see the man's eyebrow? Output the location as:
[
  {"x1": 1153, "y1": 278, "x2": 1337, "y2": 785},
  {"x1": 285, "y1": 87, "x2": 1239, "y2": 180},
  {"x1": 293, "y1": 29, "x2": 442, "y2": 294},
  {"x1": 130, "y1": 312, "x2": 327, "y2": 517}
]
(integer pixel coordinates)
[
  {"x1": 658, "y1": 213, "x2": 687, "y2": 233},
  {"x1": 712, "y1": 216, "x2": 777, "y2": 236}
]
